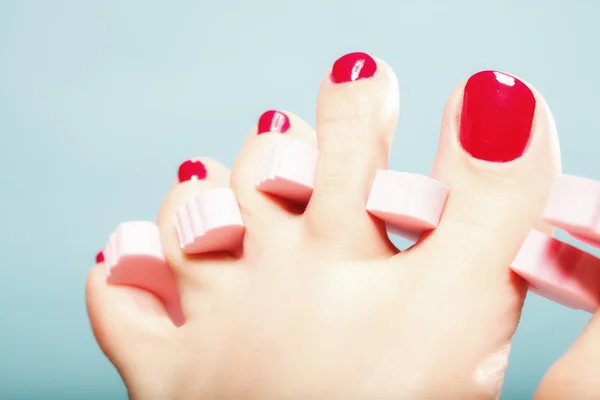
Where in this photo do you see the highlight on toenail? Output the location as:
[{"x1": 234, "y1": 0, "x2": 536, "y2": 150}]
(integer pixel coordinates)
[
  {"x1": 459, "y1": 70, "x2": 535, "y2": 163},
  {"x1": 257, "y1": 110, "x2": 290, "y2": 134},
  {"x1": 95, "y1": 250, "x2": 104, "y2": 263},
  {"x1": 178, "y1": 159, "x2": 207, "y2": 183},
  {"x1": 330, "y1": 52, "x2": 377, "y2": 84}
]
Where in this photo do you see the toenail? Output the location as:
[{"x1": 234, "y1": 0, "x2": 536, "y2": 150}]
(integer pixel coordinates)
[
  {"x1": 178, "y1": 160, "x2": 207, "y2": 183},
  {"x1": 459, "y1": 70, "x2": 535, "y2": 163},
  {"x1": 95, "y1": 250, "x2": 104, "y2": 263},
  {"x1": 257, "y1": 110, "x2": 290, "y2": 134},
  {"x1": 330, "y1": 52, "x2": 377, "y2": 84}
]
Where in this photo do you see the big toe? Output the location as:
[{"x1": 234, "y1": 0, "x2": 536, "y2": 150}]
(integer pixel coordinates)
[{"x1": 408, "y1": 70, "x2": 561, "y2": 329}]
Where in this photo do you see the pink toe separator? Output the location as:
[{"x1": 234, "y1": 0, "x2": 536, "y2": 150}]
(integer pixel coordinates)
[
  {"x1": 104, "y1": 221, "x2": 184, "y2": 326},
  {"x1": 174, "y1": 187, "x2": 245, "y2": 254},
  {"x1": 366, "y1": 170, "x2": 449, "y2": 241},
  {"x1": 255, "y1": 138, "x2": 319, "y2": 204},
  {"x1": 543, "y1": 174, "x2": 600, "y2": 247},
  {"x1": 510, "y1": 174, "x2": 600, "y2": 312}
]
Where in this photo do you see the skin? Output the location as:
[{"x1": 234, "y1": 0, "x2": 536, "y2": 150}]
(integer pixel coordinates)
[{"x1": 85, "y1": 57, "x2": 595, "y2": 399}]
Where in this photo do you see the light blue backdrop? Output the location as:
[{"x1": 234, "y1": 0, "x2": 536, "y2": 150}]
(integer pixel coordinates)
[{"x1": 1, "y1": 0, "x2": 598, "y2": 398}]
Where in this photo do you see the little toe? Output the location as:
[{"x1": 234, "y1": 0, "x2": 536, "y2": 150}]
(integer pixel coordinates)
[
  {"x1": 86, "y1": 256, "x2": 174, "y2": 379},
  {"x1": 305, "y1": 52, "x2": 400, "y2": 256}
]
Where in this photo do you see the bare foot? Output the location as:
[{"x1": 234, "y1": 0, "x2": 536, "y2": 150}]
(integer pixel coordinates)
[{"x1": 87, "y1": 53, "x2": 560, "y2": 399}]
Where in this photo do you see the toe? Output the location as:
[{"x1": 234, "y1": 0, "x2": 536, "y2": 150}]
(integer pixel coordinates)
[
  {"x1": 305, "y1": 52, "x2": 399, "y2": 255},
  {"x1": 535, "y1": 312, "x2": 600, "y2": 399},
  {"x1": 413, "y1": 70, "x2": 560, "y2": 266},
  {"x1": 230, "y1": 110, "x2": 317, "y2": 231},
  {"x1": 157, "y1": 158, "x2": 240, "y2": 315},
  {"x1": 405, "y1": 70, "x2": 560, "y2": 329},
  {"x1": 86, "y1": 259, "x2": 173, "y2": 375}
]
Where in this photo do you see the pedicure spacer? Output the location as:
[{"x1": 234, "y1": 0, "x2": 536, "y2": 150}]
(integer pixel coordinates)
[
  {"x1": 510, "y1": 174, "x2": 600, "y2": 312},
  {"x1": 103, "y1": 221, "x2": 184, "y2": 326}
]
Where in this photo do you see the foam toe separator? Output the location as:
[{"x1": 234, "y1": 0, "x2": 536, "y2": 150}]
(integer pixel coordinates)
[
  {"x1": 510, "y1": 174, "x2": 600, "y2": 312},
  {"x1": 366, "y1": 170, "x2": 449, "y2": 241},
  {"x1": 174, "y1": 187, "x2": 245, "y2": 255},
  {"x1": 104, "y1": 221, "x2": 184, "y2": 326},
  {"x1": 255, "y1": 139, "x2": 319, "y2": 204}
]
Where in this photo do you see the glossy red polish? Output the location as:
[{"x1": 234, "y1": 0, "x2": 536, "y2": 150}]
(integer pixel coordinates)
[
  {"x1": 459, "y1": 70, "x2": 536, "y2": 162},
  {"x1": 95, "y1": 251, "x2": 104, "y2": 264},
  {"x1": 178, "y1": 159, "x2": 207, "y2": 182},
  {"x1": 330, "y1": 52, "x2": 377, "y2": 84},
  {"x1": 257, "y1": 110, "x2": 290, "y2": 134}
]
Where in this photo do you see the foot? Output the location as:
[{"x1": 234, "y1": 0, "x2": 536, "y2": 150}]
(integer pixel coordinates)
[{"x1": 86, "y1": 53, "x2": 561, "y2": 399}]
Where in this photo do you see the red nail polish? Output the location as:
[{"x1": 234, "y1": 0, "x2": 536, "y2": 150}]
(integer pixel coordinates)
[
  {"x1": 459, "y1": 70, "x2": 536, "y2": 162},
  {"x1": 178, "y1": 160, "x2": 207, "y2": 182},
  {"x1": 257, "y1": 110, "x2": 290, "y2": 134},
  {"x1": 96, "y1": 251, "x2": 104, "y2": 263},
  {"x1": 330, "y1": 52, "x2": 377, "y2": 84}
]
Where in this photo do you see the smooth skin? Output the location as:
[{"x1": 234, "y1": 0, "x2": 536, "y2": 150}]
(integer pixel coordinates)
[{"x1": 86, "y1": 55, "x2": 594, "y2": 399}]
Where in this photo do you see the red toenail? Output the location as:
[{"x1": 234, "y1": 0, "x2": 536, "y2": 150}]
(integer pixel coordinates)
[
  {"x1": 178, "y1": 160, "x2": 207, "y2": 182},
  {"x1": 96, "y1": 251, "x2": 104, "y2": 263},
  {"x1": 459, "y1": 70, "x2": 535, "y2": 163},
  {"x1": 257, "y1": 110, "x2": 290, "y2": 134},
  {"x1": 330, "y1": 52, "x2": 377, "y2": 84}
]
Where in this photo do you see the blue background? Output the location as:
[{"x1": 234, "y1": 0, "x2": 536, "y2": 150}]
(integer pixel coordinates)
[{"x1": 1, "y1": 0, "x2": 599, "y2": 398}]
